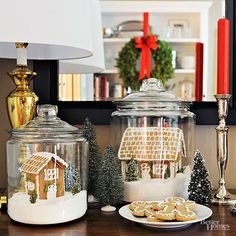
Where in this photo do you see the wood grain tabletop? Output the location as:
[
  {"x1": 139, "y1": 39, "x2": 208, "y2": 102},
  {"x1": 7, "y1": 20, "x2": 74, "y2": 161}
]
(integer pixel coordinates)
[{"x1": 0, "y1": 203, "x2": 236, "y2": 236}]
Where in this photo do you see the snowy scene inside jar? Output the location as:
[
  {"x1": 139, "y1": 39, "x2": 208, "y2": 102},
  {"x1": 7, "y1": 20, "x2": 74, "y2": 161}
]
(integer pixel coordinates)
[
  {"x1": 7, "y1": 141, "x2": 88, "y2": 224},
  {"x1": 112, "y1": 78, "x2": 195, "y2": 202},
  {"x1": 113, "y1": 114, "x2": 194, "y2": 202}
]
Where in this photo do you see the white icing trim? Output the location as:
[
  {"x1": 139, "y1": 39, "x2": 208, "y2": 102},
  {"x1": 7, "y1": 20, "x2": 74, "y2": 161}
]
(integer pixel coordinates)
[
  {"x1": 34, "y1": 152, "x2": 68, "y2": 168},
  {"x1": 118, "y1": 127, "x2": 186, "y2": 161},
  {"x1": 36, "y1": 175, "x2": 39, "y2": 197},
  {"x1": 19, "y1": 151, "x2": 68, "y2": 175},
  {"x1": 156, "y1": 201, "x2": 197, "y2": 219},
  {"x1": 24, "y1": 175, "x2": 28, "y2": 195}
]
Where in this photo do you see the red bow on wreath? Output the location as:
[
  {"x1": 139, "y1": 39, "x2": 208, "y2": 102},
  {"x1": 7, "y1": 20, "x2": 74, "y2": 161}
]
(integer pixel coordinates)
[{"x1": 135, "y1": 12, "x2": 158, "y2": 80}]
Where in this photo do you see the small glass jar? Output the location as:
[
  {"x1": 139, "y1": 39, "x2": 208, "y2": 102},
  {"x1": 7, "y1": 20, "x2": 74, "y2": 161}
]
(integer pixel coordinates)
[
  {"x1": 112, "y1": 78, "x2": 195, "y2": 202},
  {"x1": 7, "y1": 104, "x2": 88, "y2": 224}
]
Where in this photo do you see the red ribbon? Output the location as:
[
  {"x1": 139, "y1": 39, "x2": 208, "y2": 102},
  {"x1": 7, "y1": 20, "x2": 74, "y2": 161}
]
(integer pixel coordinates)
[{"x1": 135, "y1": 12, "x2": 158, "y2": 80}]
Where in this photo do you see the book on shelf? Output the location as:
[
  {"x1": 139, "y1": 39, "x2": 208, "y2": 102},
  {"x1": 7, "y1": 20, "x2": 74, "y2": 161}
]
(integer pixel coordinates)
[
  {"x1": 80, "y1": 74, "x2": 87, "y2": 101},
  {"x1": 72, "y1": 74, "x2": 81, "y2": 101},
  {"x1": 58, "y1": 74, "x2": 73, "y2": 101},
  {"x1": 94, "y1": 75, "x2": 110, "y2": 100},
  {"x1": 112, "y1": 83, "x2": 124, "y2": 98},
  {"x1": 58, "y1": 74, "x2": 65, "y2": 101},
  {"x1": 58, "y1": 73, "x2": 94, "y2": 101},
  {"x1": 86, "y1": 74, "x2": 94, "y2": 101}
]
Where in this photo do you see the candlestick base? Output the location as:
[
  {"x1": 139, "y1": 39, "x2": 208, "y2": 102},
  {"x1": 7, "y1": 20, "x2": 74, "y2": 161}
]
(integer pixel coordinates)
[{"x1": 213, "y1": 192, "x2": 236, "y2": 205}]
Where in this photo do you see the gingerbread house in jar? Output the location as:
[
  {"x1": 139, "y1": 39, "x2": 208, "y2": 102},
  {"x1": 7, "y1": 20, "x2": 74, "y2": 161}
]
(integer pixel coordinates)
[
  {"x1": 118, "y1": 127, "x2": 186, "y2": 180},
  {"x1": 19, "y1": 152, "x2": 68, "y2": 200}
]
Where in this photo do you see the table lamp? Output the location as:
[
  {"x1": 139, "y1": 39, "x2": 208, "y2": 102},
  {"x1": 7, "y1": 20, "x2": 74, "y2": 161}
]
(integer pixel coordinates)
[
  {"x1": 59, "y1": 0, "x2": 105, "y2": 74},
  {"x1": 0, "y1": 0, "x2": 94, "y2": 128}
]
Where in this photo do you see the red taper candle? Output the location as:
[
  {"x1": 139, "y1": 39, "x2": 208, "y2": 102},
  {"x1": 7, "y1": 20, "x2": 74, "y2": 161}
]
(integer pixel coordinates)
[
  {"x1": 217, "y1": 18, "x2": 230, "y2": 94},
  {"x1": 195, "y1": 42, "x2": 204, "y2": 101},
  {"x1": 143, "y1": 12, "x2": 149, "y2": 37}
]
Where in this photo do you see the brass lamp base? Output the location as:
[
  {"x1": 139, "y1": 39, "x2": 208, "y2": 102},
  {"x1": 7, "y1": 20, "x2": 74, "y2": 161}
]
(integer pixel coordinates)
[
  {"x1": 7, "y1": 65, "x2": 38, "y2": 128},
  {"x1": 7, "y1": 65, "x2": 38, "y2": 192}
]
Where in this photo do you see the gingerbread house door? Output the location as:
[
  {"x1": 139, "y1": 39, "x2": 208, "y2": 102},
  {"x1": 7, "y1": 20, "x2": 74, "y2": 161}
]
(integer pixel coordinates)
[
  {"x1": 47, "y1": 184, "x2": 57, "y2": 200},
  {"x1": 140, "y1": 163, "x2": 151, "y2": 180},
  {"x1": 169, "y1": 162, "x2": 176, "y2": 179}
]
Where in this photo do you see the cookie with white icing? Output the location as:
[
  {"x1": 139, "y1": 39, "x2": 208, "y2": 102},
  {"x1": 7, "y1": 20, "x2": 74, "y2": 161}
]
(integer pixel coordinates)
[
  {"x1": 147, "y1": 214, "x2": 164, "y2": 222},
  {"x1": 129, "y1": 201, "x2": 146, "y2": 211},
  {"x1": 144, "y1": 202, "x2": 163, "y2": 217},
  {"x1": 155, "y1": 200, "x2": 197, "y2": 221},
  {"x1": 129, "y1": 198, "x2": 197, "y2": 222}
]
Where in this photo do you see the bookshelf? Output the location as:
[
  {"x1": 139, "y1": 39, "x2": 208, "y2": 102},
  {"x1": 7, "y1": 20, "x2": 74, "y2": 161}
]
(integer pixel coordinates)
[
  {"x1": 33, "y1": 1, "x2": 235, "y2": 125},
  {"x1": 103, "y1": 37, "x2": 201, "y2": 44},
  {"x1": 100, "y1": 68, "x2": 195, "y2": 75},
  {"x1": 100, "y1": 0, "x2": 222, "y2": 101},
  {"x1": 58, "y1": 1, "x2": 224, "y2": 102}
]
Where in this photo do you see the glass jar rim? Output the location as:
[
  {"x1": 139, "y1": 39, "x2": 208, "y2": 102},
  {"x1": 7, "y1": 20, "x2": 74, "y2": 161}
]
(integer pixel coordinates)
[
  {"x1": 113, "y1": 78, "x2": 192, "y2": 110},
  {"x1": 9, "y1": 104, "x2": 79, "y2": 136}
]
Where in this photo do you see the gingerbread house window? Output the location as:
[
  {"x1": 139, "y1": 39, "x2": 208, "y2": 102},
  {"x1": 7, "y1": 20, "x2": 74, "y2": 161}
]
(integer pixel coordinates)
[
  {"x1": 26, "y1": 181, "x2": 35, "y2": 191},
  {"x1": 44, "y1": 168, "x2": 59, "y2": 181},
  {"x1": 154, "y1": 164, "x2": 162, "y2": 175}
]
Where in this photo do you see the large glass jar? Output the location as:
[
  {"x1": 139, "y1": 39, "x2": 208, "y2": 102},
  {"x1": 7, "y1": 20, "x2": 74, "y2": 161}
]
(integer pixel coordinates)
[
  {"x1": 112, "y1": 78, "x2": 195, "y2": 202},
  {"x1": 7, "y1": 104, "x2": 88, "y2": 224}
]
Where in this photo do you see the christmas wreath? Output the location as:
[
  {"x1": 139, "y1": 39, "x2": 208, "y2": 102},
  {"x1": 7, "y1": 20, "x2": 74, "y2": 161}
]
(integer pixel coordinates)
[{"x1": 116, "y1": 36, "x2": 174, "y2": 91}]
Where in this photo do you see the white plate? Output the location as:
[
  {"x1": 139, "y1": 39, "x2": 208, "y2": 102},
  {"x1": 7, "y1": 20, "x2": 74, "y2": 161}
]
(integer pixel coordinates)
[{"x1": 119, "y1": 203, "x2": 212, "y2": 229}]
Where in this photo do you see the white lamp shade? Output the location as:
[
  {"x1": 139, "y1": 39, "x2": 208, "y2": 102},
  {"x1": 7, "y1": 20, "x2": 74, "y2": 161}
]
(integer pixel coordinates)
[
  {"x1": 59, "y1": 0, "x2": 105, "y2": 73},
  {"x1": 0, "y1": 0, "x2": 93, "y2": 60}
]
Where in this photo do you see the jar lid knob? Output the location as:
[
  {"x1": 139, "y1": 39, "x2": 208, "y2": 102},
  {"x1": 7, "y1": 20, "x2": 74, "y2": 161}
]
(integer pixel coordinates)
[
  {"x1": 37, "y1": 104, "x2": 58, "y2": 118},
  {"x1": 140, "y1": 78, "x2": 165, "y2": 92}
]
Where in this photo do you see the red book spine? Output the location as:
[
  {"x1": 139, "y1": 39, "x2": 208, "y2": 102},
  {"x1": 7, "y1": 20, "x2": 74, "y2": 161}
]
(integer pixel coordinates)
[
  {"x1": 195, "y1": 42, "x2": 204, "y2": 101},
  {"x1": 104, "y1": 76, "x2": 108, "y2": 101},
  {"x1": 217, "y1": 18, "x2": 230, "y2": 94}
]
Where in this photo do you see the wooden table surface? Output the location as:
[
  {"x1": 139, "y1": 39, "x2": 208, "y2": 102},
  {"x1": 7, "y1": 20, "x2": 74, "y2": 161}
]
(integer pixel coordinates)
[{"x1": 0, "y1": 204, "x2": 236, "y2": 236}]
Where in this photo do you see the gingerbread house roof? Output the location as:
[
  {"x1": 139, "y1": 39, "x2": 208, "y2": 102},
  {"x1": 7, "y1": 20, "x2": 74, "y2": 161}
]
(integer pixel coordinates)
[
  {"x1": 19, "y1": 152, "x2": 68, "y2": 175},
  {"x1": 118, "y1": 127, "x2": 186, "y2": 161}
]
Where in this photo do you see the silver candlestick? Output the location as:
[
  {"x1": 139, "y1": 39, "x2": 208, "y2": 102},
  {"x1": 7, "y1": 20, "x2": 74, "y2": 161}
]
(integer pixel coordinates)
[{"x1": 213, "y1": 94, "x2": 236, "y2": 204}]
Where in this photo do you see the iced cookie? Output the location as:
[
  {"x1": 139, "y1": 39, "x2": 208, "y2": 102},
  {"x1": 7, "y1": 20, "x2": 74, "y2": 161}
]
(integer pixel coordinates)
[
  {"x1": 129, "y1": 201, "x2": 146, "y2": 211},
  {"x1": 165, "y1": 197, "x2": 185, "y2": 204},
  {"x1": 147, "y1": 215, "x2": 164, "y2": 222},
  {"x1": 130, "y1": 201, "x2": 162, "y2": 217},
  {"x1": 132, "y1": 204, "x2": 147, "y2": 217},
  {"x1": 155, "y1": 200, "x2": 197, "y2": 222},
  {"x1": 175, "y1": 201, "x2": 197, "y2": 221},
  {"x1": 144, "y1": 202, "x2": 163, "y2": 217},
  {"x1": 129, "y1": 201, "x2": 148, "y2": 217},
  {"x1": 155, "y1": 202, "x2": 176, "y2": 221}
]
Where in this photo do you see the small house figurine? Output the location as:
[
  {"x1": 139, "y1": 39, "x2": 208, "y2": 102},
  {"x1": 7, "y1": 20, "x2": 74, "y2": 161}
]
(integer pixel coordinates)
[
  {"x1": 118, "y1": 127, "x2": 186, "y2": 180},
  {"x1": 19, "y1": 152, "x2": 68, "y2": 201}
]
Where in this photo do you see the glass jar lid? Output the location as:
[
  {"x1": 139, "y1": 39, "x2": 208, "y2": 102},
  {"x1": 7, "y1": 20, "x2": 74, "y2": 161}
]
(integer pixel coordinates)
[
  {"x1": 114, "y1": 78, "x2": 191, "y2": 110},
  {"x1": 10, "y1": 104, "x2": 78, "y2": 136}
]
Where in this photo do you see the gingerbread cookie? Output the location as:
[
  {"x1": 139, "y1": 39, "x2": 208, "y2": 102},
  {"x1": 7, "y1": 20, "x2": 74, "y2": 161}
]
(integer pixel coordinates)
[
  {"x1": 165, "y1": 197, "x2": 185, "y2": 204},
  {"x1": 129, "y1": 201, "x2": 148, "y2": 217},
  {"x1": 175, "y1": 201, "x2": 197, "y2": 221},
  {"x1": 144, "y1": 202, "x2": 163, "y2": 217},
  {"x1": 129, "y1": 201, "x2": 146, "y2": 211},
  {"x1": 132, "y1": 204, "x2": 147, "y2": 217},
  {"x1": 129, "y1": 201, "x2": 162, "y2": 218},
  {"x1": 155, "y1": 200, "x2": 197, "y2": 221},
  {"x1": 147, "y1": 215, "x2": 163, "y2": 222},
  {"x1": 155, "y1": 202, "x2": 176, "y2": 221},
  {"x1": 129, "y1": 198, "x2": 197, "y2": 222}
]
